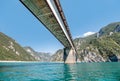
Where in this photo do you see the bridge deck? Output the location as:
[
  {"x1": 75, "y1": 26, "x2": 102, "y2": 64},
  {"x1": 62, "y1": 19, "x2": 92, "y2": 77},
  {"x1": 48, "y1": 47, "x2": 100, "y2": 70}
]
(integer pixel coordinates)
[{"x1": 20, "y1": 0, "x2": 74, "y2": 48}]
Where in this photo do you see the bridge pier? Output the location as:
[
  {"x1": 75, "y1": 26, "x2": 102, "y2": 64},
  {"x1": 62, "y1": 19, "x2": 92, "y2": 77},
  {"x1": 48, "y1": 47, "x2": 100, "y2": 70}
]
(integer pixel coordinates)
[{"x1": 64, "y1": 48, "x2": 77, "y2": 64}]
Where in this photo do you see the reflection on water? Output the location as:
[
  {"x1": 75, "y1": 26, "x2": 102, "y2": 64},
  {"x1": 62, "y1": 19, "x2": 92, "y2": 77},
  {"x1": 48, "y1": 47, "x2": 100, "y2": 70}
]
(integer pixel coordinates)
[
  {"x1": 63, "y1": 64, "x2": 77, "y2": 81},
  {"x1": 0, "y1": 62, "x2": 120, "y2": 81}
]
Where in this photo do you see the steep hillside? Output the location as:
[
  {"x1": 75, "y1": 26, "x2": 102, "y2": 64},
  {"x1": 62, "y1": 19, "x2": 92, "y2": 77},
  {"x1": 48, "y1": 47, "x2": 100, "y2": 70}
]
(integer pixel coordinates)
[
  {"x1": 0, "y1": 32, "x2": 36, "y2": 61},
  {"x1": 51, "y1": 22, "x2": 120, "y2": 62}
]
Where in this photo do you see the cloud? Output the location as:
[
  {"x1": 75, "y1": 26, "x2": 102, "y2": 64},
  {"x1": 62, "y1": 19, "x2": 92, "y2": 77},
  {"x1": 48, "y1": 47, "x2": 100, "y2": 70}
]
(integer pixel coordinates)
[
  {"x1": 73, "y1": 31, "x2": 96, "y2": 39},
  {"x1": 83, "y1": 32, "x2": 96, "y2": 37}
]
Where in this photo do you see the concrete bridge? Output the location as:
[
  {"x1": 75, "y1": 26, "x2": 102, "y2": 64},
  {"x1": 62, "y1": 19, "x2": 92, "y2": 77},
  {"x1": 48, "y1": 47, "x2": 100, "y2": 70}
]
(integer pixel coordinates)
[{"x1": 20, "y1": 0, "x2": 77, "y2": 63}]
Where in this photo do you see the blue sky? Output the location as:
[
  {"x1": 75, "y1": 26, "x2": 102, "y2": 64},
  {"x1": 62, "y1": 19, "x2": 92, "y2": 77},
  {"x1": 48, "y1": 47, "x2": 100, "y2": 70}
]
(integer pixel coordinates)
[{"x1": 0, "y1": 0, "x2": 120, "y2": 53}]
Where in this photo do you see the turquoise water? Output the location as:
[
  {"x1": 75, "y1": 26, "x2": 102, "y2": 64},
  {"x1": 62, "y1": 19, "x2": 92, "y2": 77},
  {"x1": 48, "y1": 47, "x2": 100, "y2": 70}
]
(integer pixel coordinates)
[{"x1": 0, "y1": 62, "x2": 120, "y2": 81}]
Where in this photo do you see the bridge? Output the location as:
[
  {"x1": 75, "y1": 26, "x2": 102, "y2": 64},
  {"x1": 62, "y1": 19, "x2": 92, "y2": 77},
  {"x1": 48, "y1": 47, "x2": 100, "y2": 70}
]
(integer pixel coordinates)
[{"x1": 20, "y1": 0, "x2": 77, "y2": 63}]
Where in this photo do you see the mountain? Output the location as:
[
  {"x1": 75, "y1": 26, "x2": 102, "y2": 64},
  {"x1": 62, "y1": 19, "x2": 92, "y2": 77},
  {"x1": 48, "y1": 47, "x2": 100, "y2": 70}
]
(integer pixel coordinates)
[
  {"x1": 1, "y1": 22, "x2": 120, "y2": 62},
  {"x1": 24, "y1": 47, "x2": 51, "y2": 62},
  {"x1": 0, "y1": 32, "x2": 36, "y2": 61},
  {"x1": 51, "y1": 22, "x2": 120, "y2": 62}
]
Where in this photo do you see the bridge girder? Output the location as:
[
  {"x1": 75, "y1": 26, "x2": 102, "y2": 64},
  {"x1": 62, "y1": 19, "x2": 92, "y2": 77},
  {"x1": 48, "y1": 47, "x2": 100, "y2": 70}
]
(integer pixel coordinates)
[{"x1": 20, "y1": 0, "x2": 75, "y2": 48}]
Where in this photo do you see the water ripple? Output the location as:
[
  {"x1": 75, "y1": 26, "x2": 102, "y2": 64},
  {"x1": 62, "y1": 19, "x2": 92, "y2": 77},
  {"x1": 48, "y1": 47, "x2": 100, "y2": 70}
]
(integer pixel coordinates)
[{"x1": 0, "y1": 62, "x2": 120, "y2": 81}]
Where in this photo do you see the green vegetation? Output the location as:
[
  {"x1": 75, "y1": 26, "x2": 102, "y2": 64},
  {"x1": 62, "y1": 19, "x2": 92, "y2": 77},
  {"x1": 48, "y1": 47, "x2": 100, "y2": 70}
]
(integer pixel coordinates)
[
  {"x1": 0, "y1": 32, "x2": 36, "y2": 61},
  {"x1": 90, "y1": 33, "x2": 120, "y2": 58},
  {"x1": 98, "y1": 22, "x2": 120, "y2": 36}
]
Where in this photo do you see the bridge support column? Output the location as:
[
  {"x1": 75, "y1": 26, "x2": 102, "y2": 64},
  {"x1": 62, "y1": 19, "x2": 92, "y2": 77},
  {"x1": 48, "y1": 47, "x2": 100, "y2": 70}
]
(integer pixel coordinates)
[{"x1": 64, "y1": 48, "x2": 76, "y2": 64}]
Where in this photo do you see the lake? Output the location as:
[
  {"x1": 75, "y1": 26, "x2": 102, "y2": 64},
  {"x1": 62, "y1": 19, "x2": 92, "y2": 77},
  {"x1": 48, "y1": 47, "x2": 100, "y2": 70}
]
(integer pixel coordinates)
[{"x1": 0, "y1": 62, "x2": 120, "y2": 81}]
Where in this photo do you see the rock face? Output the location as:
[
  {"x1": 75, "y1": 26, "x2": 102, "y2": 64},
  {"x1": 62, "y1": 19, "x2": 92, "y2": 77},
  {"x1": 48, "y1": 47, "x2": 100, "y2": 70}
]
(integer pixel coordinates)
[
  {"x1": 51, "y1": 22, "x2": 120, "y2": 62},
  {"x1": 0, "y1": 32, "x2": 36, "y2": 61},
  {"x1": 50, "y1": 49, "x2": 63, "y2": 62},
  {"x1": 24, "y1": 47, "x2": 51, "y2": 62},
  {"x1": 79, "y1": 47, "x2": 105, "y2": 62}
]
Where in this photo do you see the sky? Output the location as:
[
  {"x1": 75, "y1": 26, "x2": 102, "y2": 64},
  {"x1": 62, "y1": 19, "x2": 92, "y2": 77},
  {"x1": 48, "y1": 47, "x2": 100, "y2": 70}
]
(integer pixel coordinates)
[{"x1": 0, "y1": 0, "x2": 120, "y2": 53}]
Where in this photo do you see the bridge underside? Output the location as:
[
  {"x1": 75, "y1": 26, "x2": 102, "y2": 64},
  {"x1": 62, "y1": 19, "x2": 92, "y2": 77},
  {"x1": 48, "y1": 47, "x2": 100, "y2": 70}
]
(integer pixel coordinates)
[
  {"x1": 20, "y1": 0, "x2": 77, "y2": 63},
  {"x1": 20, "y1": 0, "x2": 73, "y2": 47}
]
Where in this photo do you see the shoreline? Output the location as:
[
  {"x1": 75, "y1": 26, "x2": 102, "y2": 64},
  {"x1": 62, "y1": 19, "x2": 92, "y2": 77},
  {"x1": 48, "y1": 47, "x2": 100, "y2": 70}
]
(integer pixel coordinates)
[
  {"x1": 0, "y1": 61, "x2": 42, "y2": 63},
  {"x1": 0, "y1": 61, "x2": 64, "y2": 63}
]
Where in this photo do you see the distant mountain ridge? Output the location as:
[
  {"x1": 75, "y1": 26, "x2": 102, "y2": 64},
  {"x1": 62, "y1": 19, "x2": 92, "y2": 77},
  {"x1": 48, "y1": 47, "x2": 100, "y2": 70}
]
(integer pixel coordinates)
[
  {"x1": 24, "y1": 47, "x2": 51, "y2": 62},
  {"x1": 51, "y1": 22, "x2": 120, "y2": 62}
]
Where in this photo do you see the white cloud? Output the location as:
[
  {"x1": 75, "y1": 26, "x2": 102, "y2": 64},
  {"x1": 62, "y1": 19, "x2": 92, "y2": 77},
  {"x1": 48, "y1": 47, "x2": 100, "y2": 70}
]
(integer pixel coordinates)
[
  {"x1": 73, "y1": 31, "x2": 96, "y2": 39},
  {"x1": 83, "y1": 32, "x2": 96, "y2": 37}
]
